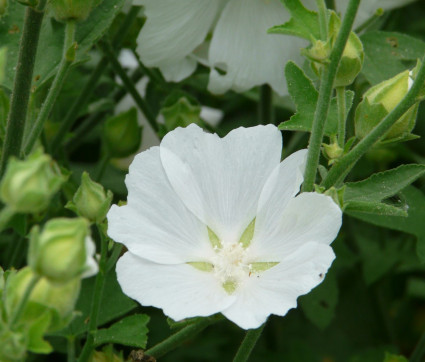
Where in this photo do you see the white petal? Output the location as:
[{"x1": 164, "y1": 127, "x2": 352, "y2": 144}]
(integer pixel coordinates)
[
  {"x1": 158, "y1": 57, "x2": 197, "y2": 83},
  {"x1": 117, "y1": 252, "x2": 235, "y2": 321},
  {"x1": 223, "y1": 242, "x2": 335, "y2": 329},
  {"x1": 250, "y1": 192, "x2": 342, "y2": 261},
  {"x1": 136, "y1": 0, "x2": 221, "y2": 70},
  {"x1": 160, "y1": 124, "x2": 282, "y2": 241},
  {"x1": 81, "y1": 236, "x2": 98, "y2": 279},
  {"x1": 208, "y1": 0, "x2": 307, "y2": 95},
  {"x1": 107, "y1": 147, "x2": 213, "y2": 264}
]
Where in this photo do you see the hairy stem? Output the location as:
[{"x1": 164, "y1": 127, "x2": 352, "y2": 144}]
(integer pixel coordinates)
[
  {"x1": 98, "y1": 40, "x2": 159, "y2": 133},
  {"x1": 302, "y1": 0, "x2": 361, "y2": 192},
  {"x1": 10, "y1": 274, "x2": 40, "y2": 328},
  {"x1": 321, "y1": 54, "x2": 425, "y2": 189},
  {"x1": 23, "y1": 20, "x2": 77, "y2": 156},
  {"x1": 78, "y1": 227, "x2": 108, "y2": 362},
  {"x1": 233, "y1": 324, "x2": 266, "y2": 362},
  {"x1": 336, "y1": 86, "x2": 346, "y2": 147},
  {"x1": 0, "y1": 0, "x2": 48, "y2": 176},
  {"x1": 315, "y1": 0, "x2": 328, "y2": 40}
]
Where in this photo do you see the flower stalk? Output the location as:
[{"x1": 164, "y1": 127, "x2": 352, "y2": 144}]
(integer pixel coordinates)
[
  {"x1": 302, "y1": 0, "x2": 361, "y2": 192},
  {"x1": 23, "y1": 20, "x2": 77, "y2": 156},
  {"x1": 336, "y1": 86, "x2": 346, "y2": 147},
  {"x1": 315, "y1": 0, "x2": 328, "y2": 40},
  {"x1": 233, "y1": 323, "x2": 266, "y2": 362},
  {"x1": 0, "y1": 0, "x2": 48, "y2": 177},
  {"x1": 321, "y1": 54, "x2": 425, "y2": 189}
]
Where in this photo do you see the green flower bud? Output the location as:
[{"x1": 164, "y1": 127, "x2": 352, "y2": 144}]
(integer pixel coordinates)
[
  {"x1": 308, "y1": 12, "x2": 364, "y2": 87},
  {"x1": 0, "y1": 0, "x2": 7, "y2": 17},
  {"x1": 66, "y1": 172, "x2": 113, "y2": 223},
  {"x1": 161, "y1": 96, "x2": 202, "y2": 131},
  {"x1": 90, "y1": 345, "x2": 124, "y2": 362},
  {"x1": 0, "y1": 150, "x2": 66, "y2": 214},
  {"x1": 355, "y1": 68, "x2": 418, "y2": 141},
  {"x1": 103, "y1": 108, "x2": 142, "y2": 158},
  {"x1": 49, "y1": 0, "x2": 99, "y2": 22},
  {"x1": 5, "y1": 267, "x2": 81, "y2": 331},
  {"x1": 0, "y1": 328, "x2": 26, "y2": 362},
  {"x1": 322, "y1": 142, "x2": 343, "y2": 165},
  {"x1": 28, "y1": 218, "x2": 98, "y2": 284}
]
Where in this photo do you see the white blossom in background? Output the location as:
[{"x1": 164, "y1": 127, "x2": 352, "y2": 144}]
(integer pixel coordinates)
[
  {"x1": 107, "y1": 124, "x2": 342, "y2": 329},
  {"x1": 134, "y1": 0, "x2": 414, "y2": 96}
]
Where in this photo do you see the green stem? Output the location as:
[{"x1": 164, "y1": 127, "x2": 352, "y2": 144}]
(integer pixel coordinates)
[
  {"x1": 0, "y1": 0, "x2": 48, "y2": 177},
  {"x1": 10, "y1": 274, "x2": 40, "y2": 327},
  {"x1": 98, "y1": 40, "x2": 159, "y2": 133},
  {"x1": 145, "y1": 316, "x2": 220, "y2": 358},
  {"x1": 233, "y1": 324, "x2": 266, "y2": 362},
  {"x1": 336, "y1": 86, "x2": 346, "y2": 147},
  {"x1": 68, "y1": 336, "x2": 76, "y2": 362},
  {"x1": 50, "y1": 6, "x2": 142, "y2": 154},
  {"x1": 315, "y1": 0, "x2": 328, "y2": 40},
  {"x1": 94, "y1": 153, "x2": 110, "y2": 182},
  {"x1": 0, "y1": 206, "x2": 16, "y2": 233},
  {"x1": 321, "y1": 55, "x2": 425, "y2": 189},
  {"x1": 23, "y1": 20, "x2": 76, "y2": 156},
  {"x1": 411, "y1": 329, "x2": 425, "y2": 362},
  {"x1": 105, "y1": 243, "x2": 122, "y2": 272},
  {"x1": 302, "y1": 0, "x2": 360, "y2": 192},
  {"x1": 258, "y1": 85, "x2": 274, "y2": 125},
  {"x1": 354, "y1": 8, "x2": 384, "y2": 34},
  {"x1": 78, "y1": 226, "x2": 108, "y2": 362}
]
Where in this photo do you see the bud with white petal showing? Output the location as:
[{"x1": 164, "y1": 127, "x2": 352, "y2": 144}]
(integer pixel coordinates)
[
  {"x1": 66, "y1": 172, "x2": 113, "y2": 224},
  {"x1": 0, "y1": 150, "x2": 66, "y2": 214},
  {"x1": 355, "y1": 66, "x2": 419, "y2": 141},
  {"x1": 28, "y1": 218, "x2": 98, "y2": 284}
]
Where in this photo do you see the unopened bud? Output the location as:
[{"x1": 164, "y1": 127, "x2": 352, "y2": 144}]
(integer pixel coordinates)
[
  {"x1": 49, "y1": 0, "x2": 99, "y2": 22},
  {"x1": 5, "y1": 267, "x2": 81, "y2": 331},
  {"x1": 28, "y1": 218, "x2": 98, "y2": 284},
  {"x1": 161, "y1": 96, "x2": 202, "y2": 131},
  {"x1": 322, "y1": 142, "x2": 343, "y2": 164},
  {"x1": 103, "y1": 108, "x2": 142, "y2": 158},
  {"x1": 355, "y1": 67, "x2": 418, "y2": 141},
  {"x1": 66, "y1": 172, "x2": 113, "y2": 223},
  {"x1": 0, "y1": 150, "x2": 66, "y2": 214}
]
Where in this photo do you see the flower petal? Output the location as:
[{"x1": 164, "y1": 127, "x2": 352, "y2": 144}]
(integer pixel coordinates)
[
  {"x1": 160, "y1": 124, "x2": 282, "y2": 241},
  {"x1": 158, "y1": 57, "x2": 197, "y2": 83},
  {"x1": 116, "y1": 252, "x2": 235, "y2": 321},
  {"x1": 250, "y1": 192, "x2": 342, "y2": 261},
  {"x1": 136, "y1": 0, "x2": 221, "y2": 79},
  {"x1": 208, "y1": 0, "x2": 307, "y2": 95},
  {"x1": 107, "y1": 147, "x2": 213, "y2": 264},
  {"x1": 222, "y1": 242, "x2": 335, "y2": 329}
]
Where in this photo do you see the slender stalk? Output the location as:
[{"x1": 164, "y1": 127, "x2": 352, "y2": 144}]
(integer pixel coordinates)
[
  {"x1": 233, "y1": 324, "x2": 266, "y2": 362},
  {"x1": 10, "y1": 274, "x2": 40, "y2": 327},
  {"x1": 258, "y1": 85, "x2": 274, "y2": 125},
  {"x1": 23, "y1": 20, "x2": 76, "y2": 156},
  {"x1": 315, "y1": 0, "x2": 328, "y2": 40},
  {"x1": 411, "y1": 329, "x2": 425, "y2": 362},
  {"x1": 336, "y1": 86, "x2": 346, "y2": 147},
  {"x1": 50, "y1": 6, "x2": 142, "y2": 154},
  {"x1": 0, "y1": 0, "x2": 48, "y2": 177},
  {"x1": 68, "y1": 336, "x2": 76, "y2": 362},
  {"x1": 145, "y1": 317, "x2": 220, "y2": 358},
  {"x1": 98, "y1": 40, "x2": 159, "y2": 133},
  {"x1": 321, "y1": 55, "x2": 425, "y2": 189},
  {"x1": 0, "y1": 206, "x2": 15, "y2": 233},
  {"x1": 78, "y1": 226, "x2": 108, "y2": 362},
  {"x1": 354, "y1": 8, "x2": 384, "y2": 34},
  {"x1": 302, "y1": 0, "x2": 361, "y2": 192},
  {"x1": 94, "y1": 153, "x2": 110, "y2": 182}
]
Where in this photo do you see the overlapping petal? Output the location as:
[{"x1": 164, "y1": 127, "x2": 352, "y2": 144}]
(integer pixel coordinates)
[
  {"x1": 117, "y1": 252, "x2": 235, "y2": 321},
  {"x1": 160, "y1": 124, "x2": 282, "y2": 241},
  {"x1": 222, "y1": 242, "x2": 335, "y2": 329},
  {"x1": 107, "y1": 147, "x2": 213, "y2": 264}
]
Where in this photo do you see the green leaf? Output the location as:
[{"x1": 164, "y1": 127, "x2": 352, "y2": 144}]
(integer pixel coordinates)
[
  {"x1": 27, "y1": 312, "x2": 53, "y2": 354},
  {"x1": 53, "y1": 269, "x2": 137, "y2": 337},
  {"x1": 95, "y1": 314, "x2": 149, "y2": 349},
  {"x1": 268, "y1": 0, "x2": 320, "y2": 40},
  {"x1": 0, "y1": 47, "x2": 6, "y2": 85},
  {"x1": 360, "y1": 31, "x2": 425, "y2": 85},
  {"x1": 0, "y1": 0, "x2": 125, "y2": 91},
  {"x1": 349, "y1": 186, "x2": 425, "y2": 262},
  {"x1": 299, "y1": 270, "x2": 338, "y2": 329},
  {"x1": 279, "y1": 61, "x2": 354, "y2": 136},
  {"x1": 383, "y1": 352, "x2": 408, "y2": 362},
  {"x1": 344, "y1": 164, "x2": 425, "y2": 203},
  {"x1": 344, "y1": 201, "x2": 408, "y2": 217}
]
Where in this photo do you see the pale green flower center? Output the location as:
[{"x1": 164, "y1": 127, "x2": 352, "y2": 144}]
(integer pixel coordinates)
[{"x1": 187, "y1": 220, "x2": 278, "y2": 294}]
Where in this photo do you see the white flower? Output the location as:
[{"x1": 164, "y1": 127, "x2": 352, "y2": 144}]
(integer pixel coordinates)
[
  {"x1": 134, "y1": 0, "x2": 413, "y2": 96},
  {"x1": 107, "y1": 124, "x2": 342, "y2": 329}
]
